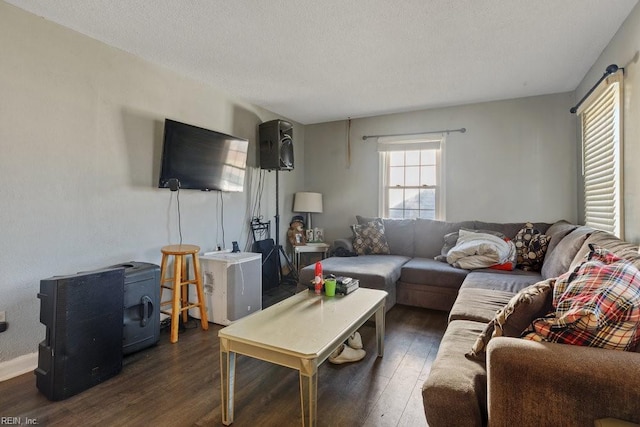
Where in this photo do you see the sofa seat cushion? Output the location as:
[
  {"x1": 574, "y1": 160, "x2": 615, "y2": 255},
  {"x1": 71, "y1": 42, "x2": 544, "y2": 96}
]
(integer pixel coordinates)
[
  {"x1": 399, "y1": 257, "x2": 469, "y2": 289},
  {"x1": 298, "y1": 254, "x2": 410, "y2": 292},
  {"x1": 449, "y1": 288, "x2": 515, "y2": 323},
  {"x1": 460, "y1": 270, "x2": 542, "y2": 294},
  {"x1": 423, "y1": 320, "x2": 489, "y2": 427},
  {"x1": 396, "y1": 281, "x2": 459, "y2": 311}
]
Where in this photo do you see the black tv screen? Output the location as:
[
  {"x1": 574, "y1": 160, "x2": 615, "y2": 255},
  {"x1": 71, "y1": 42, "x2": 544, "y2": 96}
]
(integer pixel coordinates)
[{"x1": 158, "y1": 119, "x2": 248, "y2": 192}]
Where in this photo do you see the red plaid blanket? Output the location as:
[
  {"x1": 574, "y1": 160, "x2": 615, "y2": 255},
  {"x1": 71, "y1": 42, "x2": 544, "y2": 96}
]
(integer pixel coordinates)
[{"x1": 523, "y1": 245, "x2": 640, "y2": 350}]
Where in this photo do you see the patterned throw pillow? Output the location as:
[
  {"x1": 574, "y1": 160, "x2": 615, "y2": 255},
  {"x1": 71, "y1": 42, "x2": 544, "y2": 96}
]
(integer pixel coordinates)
[
  {"x1": 513, "y1": 222, "x2": 551, "y2": 271},
  {"x1": 351, "y1": 218, "x2": 391, "y2": 255},
  {"x1": 523, "y1": 245, "x2": 640, "y2": 351},
  {"x1": 466, "y1": 279, "x2": 554, "y2": 359}
]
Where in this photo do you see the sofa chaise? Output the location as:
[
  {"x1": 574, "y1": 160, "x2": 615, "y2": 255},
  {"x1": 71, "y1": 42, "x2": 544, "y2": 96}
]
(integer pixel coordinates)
[{"x1": 298, "y1": 217, "x2": 640, "y2": 426}]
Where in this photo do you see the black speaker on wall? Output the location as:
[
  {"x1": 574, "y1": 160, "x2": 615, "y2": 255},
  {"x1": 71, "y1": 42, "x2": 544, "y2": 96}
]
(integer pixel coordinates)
[{"x1": 259, "y1": 119, "x2": 294, "y2": 170}]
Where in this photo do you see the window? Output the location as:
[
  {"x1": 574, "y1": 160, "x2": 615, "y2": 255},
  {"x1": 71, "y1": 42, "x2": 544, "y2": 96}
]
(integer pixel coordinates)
[
  {"x1": 579, "y1": 72, "x2": 623, "y2": 237},
  {"x1": 378, "y1": 137, "x2": 444, "y2": 219}
]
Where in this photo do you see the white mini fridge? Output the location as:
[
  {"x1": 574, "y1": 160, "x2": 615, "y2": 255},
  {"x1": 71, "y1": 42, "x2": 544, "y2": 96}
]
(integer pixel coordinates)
[{"x1": 190, "y1": 252, "x2": 262, "y2": 325}]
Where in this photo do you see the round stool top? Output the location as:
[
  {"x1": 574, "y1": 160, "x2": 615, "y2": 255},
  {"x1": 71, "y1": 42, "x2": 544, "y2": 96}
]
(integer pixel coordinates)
[{"x1": 161, "y1": 244, "x2": 201, "y2": 255}]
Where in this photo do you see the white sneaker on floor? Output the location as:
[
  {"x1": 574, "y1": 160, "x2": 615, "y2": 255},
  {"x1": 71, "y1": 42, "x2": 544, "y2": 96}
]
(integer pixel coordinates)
[
  {"x1": 347, "y1": 331, "x2": 363, "y2": 349},
  {"x1": 328, "y1": 344, "x2": 366, "y2": 364}
]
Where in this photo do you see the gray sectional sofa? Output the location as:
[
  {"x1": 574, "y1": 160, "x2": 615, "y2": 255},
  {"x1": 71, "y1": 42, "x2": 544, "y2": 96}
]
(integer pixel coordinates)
[
  {"x1": 298, "y1": 217, "x2": 640, "y2": 426},
  {"x1": 299, "y1": 216, "x2": 552, "y2": 312}
]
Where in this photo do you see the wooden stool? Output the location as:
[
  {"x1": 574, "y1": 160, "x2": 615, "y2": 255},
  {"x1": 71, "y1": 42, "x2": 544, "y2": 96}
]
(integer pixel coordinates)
[{"x1": 159, "y1": 244, "x2": 208, "y2": 343}]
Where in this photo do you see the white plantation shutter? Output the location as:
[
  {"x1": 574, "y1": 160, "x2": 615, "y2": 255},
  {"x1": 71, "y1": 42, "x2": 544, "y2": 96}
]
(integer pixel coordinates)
[{"x1": 580, "y1": 74, "x2": 623, "y2": 237}]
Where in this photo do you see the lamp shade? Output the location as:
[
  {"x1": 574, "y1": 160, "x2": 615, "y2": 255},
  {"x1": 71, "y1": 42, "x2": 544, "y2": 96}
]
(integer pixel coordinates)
[{"x1": 293, "y1": 192, "x2": 323, "y2": 213}]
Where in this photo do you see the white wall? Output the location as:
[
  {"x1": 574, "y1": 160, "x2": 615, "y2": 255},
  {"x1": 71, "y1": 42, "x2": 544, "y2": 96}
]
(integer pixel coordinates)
[
  {"x1": 0, "y1": 3, "x2": 304, "y2": 364},
  {"x1": 575, "y1": 1, "x2": 640, "y2": 242},
  {"x1": 305, "y1": 93, "x2": 578, "y2": 242}
]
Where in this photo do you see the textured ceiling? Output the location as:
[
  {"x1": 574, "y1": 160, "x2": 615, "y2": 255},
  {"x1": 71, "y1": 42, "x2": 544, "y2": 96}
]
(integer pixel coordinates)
[{"x1": 6, "y1": 0, "x2": 639, "y2": 124}]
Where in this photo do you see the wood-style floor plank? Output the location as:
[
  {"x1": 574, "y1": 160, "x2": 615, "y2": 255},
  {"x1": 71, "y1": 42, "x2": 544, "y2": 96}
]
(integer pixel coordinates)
[{"x1": 0, "y1": 300, "x2": 447, "y2": 426}]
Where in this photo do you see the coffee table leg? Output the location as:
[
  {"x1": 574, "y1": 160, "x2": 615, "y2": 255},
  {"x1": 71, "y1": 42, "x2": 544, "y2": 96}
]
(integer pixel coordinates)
[
  {"x1": 375, "y1": 304, "x2": 385, "y2": 357},
  {"x1": 299, "y1": 359, "x2": 318, "y2": 427},
  {"x1": 220, "y1": 338, "x2": 236, "y2": 425}
]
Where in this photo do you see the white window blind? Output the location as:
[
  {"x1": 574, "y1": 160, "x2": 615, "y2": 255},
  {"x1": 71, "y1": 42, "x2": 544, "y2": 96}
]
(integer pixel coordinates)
[{"x1": 580, "y1": 73, "x2": 623, "y2": 237}]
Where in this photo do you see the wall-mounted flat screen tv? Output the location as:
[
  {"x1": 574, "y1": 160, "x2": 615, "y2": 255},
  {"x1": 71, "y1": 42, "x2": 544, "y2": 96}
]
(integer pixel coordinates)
[{"x1": 158, "y1": 119, "x2": 248, "y2": 192}]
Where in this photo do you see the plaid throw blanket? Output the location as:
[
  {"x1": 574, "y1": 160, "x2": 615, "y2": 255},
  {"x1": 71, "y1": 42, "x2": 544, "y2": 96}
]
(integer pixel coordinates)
[{"x1": 523, "y1": 244, "x2": 640, "y2": 350}]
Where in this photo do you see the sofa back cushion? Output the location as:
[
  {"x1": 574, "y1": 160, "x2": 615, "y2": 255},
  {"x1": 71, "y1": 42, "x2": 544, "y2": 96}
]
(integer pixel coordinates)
[
  {"x1": 414, "y1": 219, "x2": 475, "y2": 258},
  {"x1": 570, "y1": 230, "x2": 640, "y2": 272},
  {"x1": 543, "y1": 220, "x2": 578, "y2": 258},
  {"x1": 473, "y1": 221, "x2": 552, "y2": 240},
  {"x1": 356, "y1": 216, "x2": 415, "y2": 257},
  {"x1": 542, "y1": 225, "x2": 592, "y2": 279}
]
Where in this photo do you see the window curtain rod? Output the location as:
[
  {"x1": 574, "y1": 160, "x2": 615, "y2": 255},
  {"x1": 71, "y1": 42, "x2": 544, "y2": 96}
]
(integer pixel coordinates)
[
  {"x1": 362, "y1": 127, "x2": 466, "y2": 141},
  {"x1": 570, "y1": 64, "x2": 622, "y2": 114}
]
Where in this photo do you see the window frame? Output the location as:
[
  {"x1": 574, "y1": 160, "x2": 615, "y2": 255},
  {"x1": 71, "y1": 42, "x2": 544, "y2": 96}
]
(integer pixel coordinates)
[{"x1": 377, "y1": 136, "x2": 445, "y2": 220}]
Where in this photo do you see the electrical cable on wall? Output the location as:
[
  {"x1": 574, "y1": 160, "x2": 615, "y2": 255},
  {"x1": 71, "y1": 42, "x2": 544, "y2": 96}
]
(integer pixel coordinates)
[
  {"x1": 235, "y1": 167, "x2": 265, "y2": 253},
  {"x1": 254, "y1": 170, "x2": 266, "y2": 221},
  {"x1": 245, "y1": 169, "x2": 268, "y2": 251},
  {"x1": 250, "y1": 169, "x2": 266, "y2": 228},
  {"x1": 219, "y1": 191, "x2": 226, "y2": 249},
  {"x1": 176, "y1": 188, "x2": 183, "y2": 245},
  {"x1": 167, "y1": 178, "x2": 183, "y2": 245}
]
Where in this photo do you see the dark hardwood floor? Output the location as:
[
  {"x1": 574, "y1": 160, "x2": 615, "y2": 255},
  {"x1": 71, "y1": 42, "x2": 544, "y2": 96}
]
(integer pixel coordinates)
[{"x1": 0, "y1": 290, "x2": 447, "y2": 427}]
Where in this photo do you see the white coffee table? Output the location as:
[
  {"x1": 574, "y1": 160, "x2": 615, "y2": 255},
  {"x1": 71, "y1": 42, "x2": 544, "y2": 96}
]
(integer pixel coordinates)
[{"x1": 218, "y1": 287, "x2": 387, "y2": 426}]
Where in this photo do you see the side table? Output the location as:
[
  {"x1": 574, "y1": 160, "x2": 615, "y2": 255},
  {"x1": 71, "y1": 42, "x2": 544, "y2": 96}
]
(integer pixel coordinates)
[{"x1": 293, "y1": 243, "x2": 330, "y2": 271}]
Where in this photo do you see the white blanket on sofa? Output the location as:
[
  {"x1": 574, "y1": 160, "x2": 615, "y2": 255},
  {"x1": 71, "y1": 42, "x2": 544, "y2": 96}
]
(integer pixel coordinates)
[{"x1": 446, "y1": 229, "x2": 514, "y2": 270}]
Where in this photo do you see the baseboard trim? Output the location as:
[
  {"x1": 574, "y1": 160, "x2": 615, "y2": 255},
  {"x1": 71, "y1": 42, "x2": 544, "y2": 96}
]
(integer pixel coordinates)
[{"x1": 0, "y1": 352, "x2": 37, "y2": 382}]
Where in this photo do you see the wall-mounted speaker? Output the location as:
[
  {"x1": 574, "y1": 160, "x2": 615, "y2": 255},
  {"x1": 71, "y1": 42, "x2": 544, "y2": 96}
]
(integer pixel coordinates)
[{"x1": 259, "y1": 119, "x2": 294, "y2": 170}]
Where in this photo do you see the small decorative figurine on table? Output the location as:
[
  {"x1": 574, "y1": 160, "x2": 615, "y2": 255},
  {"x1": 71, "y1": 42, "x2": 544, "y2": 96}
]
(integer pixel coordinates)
[{"x1": 287, "y1": 215, "x2": 307, "y2": 246}]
